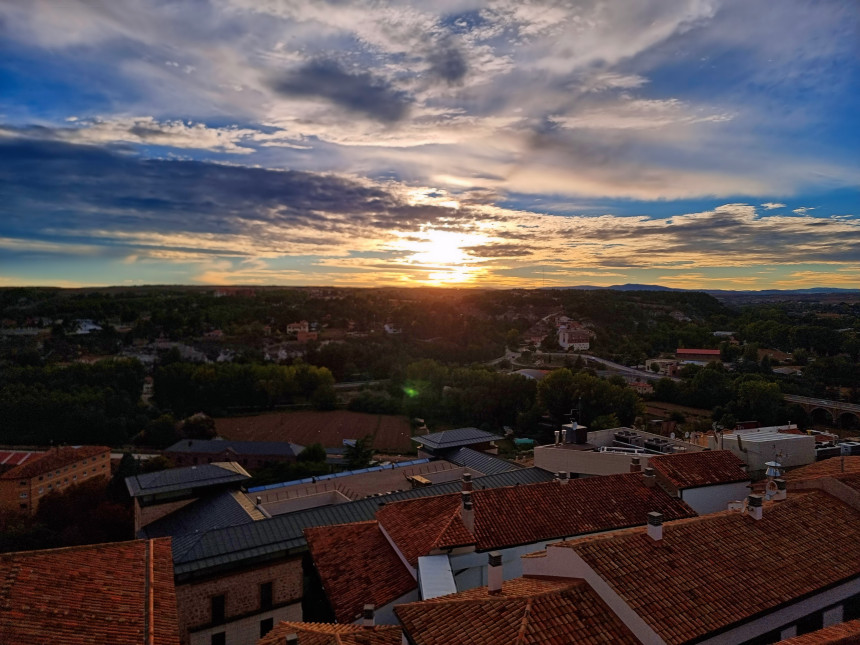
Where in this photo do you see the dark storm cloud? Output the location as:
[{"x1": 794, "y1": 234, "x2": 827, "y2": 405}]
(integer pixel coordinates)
[
  {"x1": 269, "y1": 59, "x2": 410, "y2": 123},
  {"x1": 0, "y1": 138, "x2": 461, "y2": 244},
  {"x1": 426, "y1": 41, "x2": 468, "y2": 84}
]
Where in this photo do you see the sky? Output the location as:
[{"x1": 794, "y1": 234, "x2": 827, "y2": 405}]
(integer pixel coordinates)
[{"x1": 0, "y1": 0, "x2": 858, "y2": 290}]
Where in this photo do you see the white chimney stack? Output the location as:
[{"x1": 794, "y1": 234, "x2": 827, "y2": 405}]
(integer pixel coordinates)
[
  {"x1": 561, "y1": 428, "x2": 567, "y2": 444},
  {"x1": 461, "y1": 492, "x2": 475, "y2": 533},
  {"x1": 558, "y1": 471, "x2": 569, "y2": 485},
  {"x1": 554, "y1": 430, "x2": 560, "y2": 445},
  {"x1": 488, "y1": 551, "x2": 503, "y2": 594},
  {"x1": 747, "y1": 494, "x2": 763, "y2": 520},
  {"x1": 647, "y1": 511, "x2": 663, "y2": 541},
  {"x1": 774, "y1": 478, "x2": 787, "y2": 501},
  {"x1": 630, "y1": 456, "x2": 642, "y2": 473},
  {"x1": 362, "y1": 604, "x2": 375, "y2": 627}
]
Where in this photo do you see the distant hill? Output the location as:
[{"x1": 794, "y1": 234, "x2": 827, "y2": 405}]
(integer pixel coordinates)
[{"x1": 552, "y1": 284, "x2": 859, "y2": 296}]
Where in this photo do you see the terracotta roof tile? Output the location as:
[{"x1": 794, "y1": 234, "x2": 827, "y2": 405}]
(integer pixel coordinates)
[
  {"x1": 0, "y1": 445, "x2": 109, "y2": 480},
  {"x1": 559, "y1": 490, "x2": 860, "y2": 644},
  {"x1": 0, "y1": 538, "x2": 179, "y2": 645},
  {"x1": 376, "y1": 473, "x2": 695, "y2": 560},
  {"x1": 778, "y1": 619, "x2": 860, "y2": 644},
  {"x1": 394, "y1": 577, "x2": 639, "y2": 645},
  {"x1": 376, "y1": 495, "x2": 474, "y2": 567},
  {"x1": 304, "y1": 521, "x2": 417, "y2": 624},
  {"x1": 258, "y1": 622, "x2": 402, "y2": 645},
  {"x1": 783, "y1": 456, "x2": 860, "y2": 482},
  {"x1": 649, "y1": 450, "x2": 749, "y2": 488}
]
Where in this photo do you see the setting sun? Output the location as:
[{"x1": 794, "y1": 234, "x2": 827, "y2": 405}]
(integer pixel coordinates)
[{"x1": 397, "y1": 228, "x2": 488, "y2": 284}]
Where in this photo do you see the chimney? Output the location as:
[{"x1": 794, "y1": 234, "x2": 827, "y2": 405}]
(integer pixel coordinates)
[
  {"x1": 630, "y1": 456, "x2": 642, "y2": 473},
  {"x1": 774, "y1": 479, "x2": 787, "y2": 501},
  {"x1": 558, "y1": 471, "x2": 568, "y2": 485},
  {"x1": 554, "y1": 430, "x2": 560, "y2": 446},
  {"x1": 643, "y1": 467, "x2": 656, "y2": 488},
  {"x1": 561, "y1": 428, "x2": 567, "y2": 444},
  {"x1": 461, "y1": 492, "x2": 475, "y2": 533},
  {"x1": 256, "y1": 496, "x2": 262, "y2": 505},
  {"x1": 462, "y1": 472, "x2": 472, "y2": 492},
  {"x1": 362, "y1": 604, "x2": 375, "y2": 627},
  {"x1": 647, "y1": 511, "x2": 663, "y2": 541},
  {"x1": 285, "y1": 634, "x2": 298, "y2": 645},
  {"x1": 747, "y1": 494, "x2": 763, "y2": 520},
  {"x1": 487, "y1": 551, "x2": 503, "y2": 594}
]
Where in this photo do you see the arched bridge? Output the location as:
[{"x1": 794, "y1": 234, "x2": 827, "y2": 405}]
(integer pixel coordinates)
[{"x1": 783, "y1": 395, "x2": 860, "y2": 426}]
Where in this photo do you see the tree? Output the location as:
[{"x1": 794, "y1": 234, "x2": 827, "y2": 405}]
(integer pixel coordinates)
[
  {"x1": 344, "y1": 435, "x2": 374, "y2": 470},
  {"x1": 297, "y1": 443, "x2": 327, "y2": 463},
  {"x1": 537, "y1": 369, "x2": 577, "y2": 426}
]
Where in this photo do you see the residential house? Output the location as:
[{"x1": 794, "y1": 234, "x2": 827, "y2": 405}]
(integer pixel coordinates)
[
  {"x1": 521, "y1": 483, "x2": 860, "y2": 643},
  {"x1": 647, "y1": 450, "x2": 751, "y2": 514},
  {"x1": 0, "y1": 538, "x2": 180, "y2": 644},
  {"x1": 258, "y1": 621, "x2": 401, "y2": 645},
  {"x1": 165, "y1": 439, "x2": 305, "y2": 470},
  {"x1": 676, "y1": 348, "x2": 721, "y2": 363},
  {"x1": 0, "y1": 445, "x2": 111, "y2": 515},
  {"x1": 412, "y1": 427, "x2": 502, "y2": 458},
  {"x1": 558, "y1": 326, "x2": 591, "y2": 351}
]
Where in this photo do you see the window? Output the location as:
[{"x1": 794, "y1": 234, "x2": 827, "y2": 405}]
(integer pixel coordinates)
[
  {"x1": 845, "y1": 592, "x2": 860, "y2": 621},
  {"x1": 38, "y1": 476, "x2": 43, "y2": 481},
  {"x1": 73, "y1": 475, "x2": 77, "y2": 480},
  {"x1": 260, "y1": 618, "x2": 274, "y2": 638},
  {"x1": 260, "y1": 582, "x2": 273, "y2": 609},
  {"x1": 19, "y1": 503, "x2": 26, "y2": 510},
  {"x1": 211, "y1": 594, "x2": 225, "y2": 623},
  {"x1": 210, "y1": 633, "x2": 225, "y2": 645},
  {"x1": 18, "y1": 481, "x2": 25, "y2": 486},
  {"x1": 19, "y1": 492, "x2": 27, "y2": 498}
]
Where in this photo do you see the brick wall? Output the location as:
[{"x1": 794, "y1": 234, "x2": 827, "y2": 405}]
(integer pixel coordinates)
[{"x1": 175, "y1": 557, "x2": 303, "y2": 645}]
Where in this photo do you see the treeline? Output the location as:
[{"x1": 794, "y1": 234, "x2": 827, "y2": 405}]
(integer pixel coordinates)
[
  {"x1": 153, "y1": 361, "x2": 335, "y2": 417},
  {"x1": 0, "y1": 359, "x2": 146, "y2": 445}
]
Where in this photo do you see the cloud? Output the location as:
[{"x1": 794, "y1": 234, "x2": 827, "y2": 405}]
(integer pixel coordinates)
[
  {"x1": 269, "y1": 59, "x2": 411, "y2": 123},
  {"x1": 426, "y1": 40, "x2": 468, "y2": 84},
  {"x1": 761, "y1": 202, "x2": 786, "y2": 210},
  {"x1": 793, "y1": 206, "x2": 815, "y2": 215}
]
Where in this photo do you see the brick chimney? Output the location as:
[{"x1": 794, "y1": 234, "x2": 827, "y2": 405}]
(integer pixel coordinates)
[
  {"x1": 630, "y1": 456, "x2": 642, "y2": 473},
  {"x1": 647, "y1": 511, "x2": 663, "y2": 541},
  {"x1": 643, "y1": 467, "x2": 656, "y2": 488},
  {"x1": 747, "y1": 494, "x2": 763, "y2": 520},
  {"x1": 462, "y1": 472, "x2": 472, "y2": 493},
  {"x1": 558, "y1": 471, "x2": 569, "y2": 485},
  {"x1": 362, "y1": 604, "x2": 375, "y2": 627},
  {"x1": 488, "y1": 551, "x2": 503, "y2": 594},
  {"x1": 461, "y1": 491, "x2": 475, "y2": 533}
]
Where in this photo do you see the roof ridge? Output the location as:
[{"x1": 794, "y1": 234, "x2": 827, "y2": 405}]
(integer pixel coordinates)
[
  {"x1": 431, "y1": 504, "x2": 472, "y2": 548},
  {"x1": 514, "y1": 598, "x2": 532, "y2": 645}
]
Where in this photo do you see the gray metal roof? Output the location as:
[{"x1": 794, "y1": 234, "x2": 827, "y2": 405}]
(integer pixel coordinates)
[
  {"x1": 412, "y1": 427, "x2": 503, "y2": 450},
  {"x1": 440, "y1": 447, "x2": 521, "y2": 476},
  {"x1": 169, "y1": 467, "x2": 553, "y2": 576},
  {"x1": 125, "y1": 462, "x2": 251, "y2": 497},
  {"x1": 164, "y1": 439, "x2": 304, "y2": 457},
  {"x1": 140, "y1": 490, "x2": 259, "y2": 539}
]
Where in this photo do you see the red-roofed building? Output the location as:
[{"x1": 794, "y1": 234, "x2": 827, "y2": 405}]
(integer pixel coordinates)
[
  {"x1": 0, "y1": 538, "x2": 180, "y2": 645},
  {"x1": 778, "y1": 619, "x2": 860, "y2": 644},
  {"x1": 304, "y1": 521, "x2": 419, "y2": 624},
  {"x1": 258, "y1": 621, "x2": 402, "y2": 645},
  {"x1": 396, "y1": 574, "x2": 638, "y2": 645},
  {"x1": 0, "y1": 445, "x2": 111, "y2": 515},
  {"x1": 304, "y1": 472, "x2": 695, "y2": 622},
  {"x1": 648, "y1": 450, "x2": 751, "y2": 514},
  {"x1": 676, "y1": 348, "x2": 721, "y2": 363},
  {"x1": 522, "y1": 484, "x2": 860, "y2": 644}
]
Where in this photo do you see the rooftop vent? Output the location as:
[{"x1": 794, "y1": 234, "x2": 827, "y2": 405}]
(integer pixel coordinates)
[
  {"x1": 747, "y1": 494, "x2": 763, "y2": 520},
  {"x1": 462, "y1": 472, "x2": 472, "y2": 492},
  {"x1": 286, "y1": 634, "x2": 298, "y2": 644},
  {"x1": 461, "y1": 491, "x2": 475, "y2": 533},
  {"x1": 630, "y1": 456, "x2": 642, "y2": 473},
  {"x1": 643, "y1": 467, "x2": 656, "y2": 488},
  {"x1": 362, "y1": 603, "x2": 375, "y2": 627}
]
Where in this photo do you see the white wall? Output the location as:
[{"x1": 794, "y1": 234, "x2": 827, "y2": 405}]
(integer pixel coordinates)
[{"x1": 681, "y1": 481, "x2": 751, "y2": 515}]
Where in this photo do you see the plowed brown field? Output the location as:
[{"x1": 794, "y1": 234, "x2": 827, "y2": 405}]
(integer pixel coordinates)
[{"x1": 214, "y1": 410, "x2": 412, "y2": 452}]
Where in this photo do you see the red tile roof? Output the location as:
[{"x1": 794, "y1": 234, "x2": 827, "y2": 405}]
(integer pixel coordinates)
[
  {"x1": 376, "y1": 495, "x2": 474, "y2": 567},
  {"x1": 783, "y1": 456, "x2": 860, "y2": 482},
  {"x1": 559, "y1": 490, "x2": 860, "y2": 644},
  {"x1": 394, "y1": 576, "x2": 639, "y2": 645},
  {"x1": 778, "y1": 619, "x2": 860, "y2": 644},
  {"x1": 376, "y1": 474, "x2": 695, "y2": 561},
  {"x1": 676, "y1": 348, "x2": 721, "y2": 355},
  {"x1": 304, "y1": 521, "x2": 417, "y2": 624},
  {"x1": 649, "y1": 450, "x2": 749, "y2": 489},
  {"x1": 258, "y1": 622, "x2": 402, "y2": 645},
  {"x1": 0, "y1": 538, "x2": 179, "y2": 645},
  {"x1": 0, "y1": 445, "x2": 110, "y2": 480}
]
